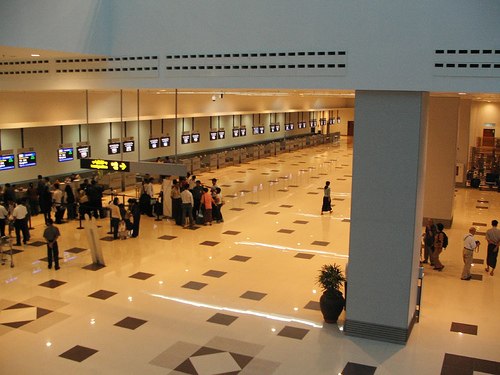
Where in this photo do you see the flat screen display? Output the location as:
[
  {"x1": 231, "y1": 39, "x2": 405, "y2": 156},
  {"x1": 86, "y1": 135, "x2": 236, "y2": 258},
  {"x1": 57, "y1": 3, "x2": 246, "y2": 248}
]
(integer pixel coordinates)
[
  {"x1": 58, "y1": 147, "x2": 74, "y2": 162},
  {"x1": 0, "y1": 154, "x2": 15, "y2": 171},
  {"x1": 123, "y1": 140, "x2": 135, "y2": 153},
  {"x1": 328, "y1": 118, "x2": 335, "y2": 125},
  {"x1": 320, "y1": 118, "x2": 327, "y2": 126},
  {"x1": 298, "y1": 121, "x2": 307, "y2": 129},
  {"x1": 218, "y1": 130, "x2": 225, "y2": 139},
  {"x1": 258, "y1": 126, "x2": 265, "y2": 134},
  {"x1": 239, "y1": 128, "x2": 247, "y2": 136},
  {"x1": 77, "y1": 145, "x2": 91, "y2": 159},
  {"x1": 149, "y1": 138, "x2": 160, "y2": 149},
  {"x1": 270, "y1": 124, "x2": 277, "y2": 133},
  {"x1": 160, "y1": 136, "x2": 170, "y2": 147},
  {"x1": 191, "y1": 133, "x2": 200, "y2": 143},
  {"x1": 285, "y1": 123, "x2": 294, "y2": 131},
  {"x1": 232, "y1": 128, "x2": 240, "y2": 137},
  {"x1": 108, "y1": 142, "x2": 120, "y2": 155},
  {"x1": 18, "y1": 151, "x2": 37, "y2": 168},
  {"x1": 181, "y1": 134, "x2": 191, "y2": 144},
  {"x1": 310, "y1": 120, "x2": 317, "y2": 128},
  {"x1": 209, "y1": 131, "x2": 218, "y2": 141},
  {"x1": 252, "y1": 127, "x2": 259, "y2": 135}
]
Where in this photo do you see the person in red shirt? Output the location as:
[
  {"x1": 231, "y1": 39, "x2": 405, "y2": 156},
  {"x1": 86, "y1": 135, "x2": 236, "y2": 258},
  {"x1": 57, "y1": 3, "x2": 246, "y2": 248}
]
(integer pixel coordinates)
[{"x1": 200, "y1": 187, "x2": 215, "y2": 225}]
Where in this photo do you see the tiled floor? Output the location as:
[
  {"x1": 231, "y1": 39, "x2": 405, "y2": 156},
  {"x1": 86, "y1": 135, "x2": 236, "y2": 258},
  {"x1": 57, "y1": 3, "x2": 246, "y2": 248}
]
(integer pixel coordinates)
[{"x1": 1, "y1": 137, "x2": 500, "y2": 374}]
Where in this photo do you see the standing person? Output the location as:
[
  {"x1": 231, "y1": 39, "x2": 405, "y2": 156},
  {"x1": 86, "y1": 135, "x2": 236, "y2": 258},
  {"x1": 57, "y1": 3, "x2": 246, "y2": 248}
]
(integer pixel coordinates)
[
  {"x1": 0, "y1": 202, "x2": 8, "y2": 237},
  {"x1": 191, "y1": 180, "x2": 204, "y2": 218},
  {"x1": 170, "y1": 179, "x2": 182, "y2": 225},
  {"x1": 321, "y1": 181, "x2": 333, "y2": 215},
  {"x1": 43, "y1": 219, "x2": 60, "y2": 270},
  {"x1": 485, "y1": 219, "x2": 500, "y2": 276},
  {"x1": 38, "y1": 184, "x2": 52, "y2": 225},
  {"x1": 160, "y1": 176, "x2": 172, "y2": 219},
  {"x1": 128, "y1": 198, "x2": 141, "y2": 238},
  {"x1": 108, "y1": 197, "x2": 121, "y2": 240},
  {"x1": 200, "y1": 187, "x2": 215, "y2": 225},
  {"x1": 12, "y1": 199, "x2": 30, "y2": 245},
  {"x1": 2, "y1": 183, "x2": 16, "y2": 206},
  {"x1": 432, "y1": 223, "x2": 445, "y2": 271},
  {"x1": 188, "y1": 174, "x2": 197, "y2": 191},
  {"x1": 461, "y1": 227, "x2": 480, "y2": 281},
  {"x1": 64, "y1": 184, "x2": 76, "y2": 220},
  {"x1": 25, "y1": 182, "x2": 39, "y2": 215},
  {"x1": 422, "y1": 219, "x2": 436, "y2": 264},
  {"x1": 210, "y1": 178, "x2": 219, "y2": 193},
  {"x1": 180, "y1": 186, "x2": 194, "y2": 228},
  {"x1": 213, "y1": 187, "x2": 224, "y2": 223},
  {"x1": 145, "y1": 177, "x2": 155, "y2": 217},
  {"x1": 52, "y1": 183, "x2": 65, "y2": 224}
]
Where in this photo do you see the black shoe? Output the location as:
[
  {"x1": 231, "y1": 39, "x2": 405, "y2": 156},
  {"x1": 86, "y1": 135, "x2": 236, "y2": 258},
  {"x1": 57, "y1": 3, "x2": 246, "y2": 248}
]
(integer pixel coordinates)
[
  {"x1": 48, "y1": 265, "x2": 52, "y2": 269},
  {"x1": 14, "y1": 243, "x2": 21, "y2": 246},
  {"x1": 55, "y1": 266, "x2": 60, "y2": 270},
  {"x1": 422, "y1": 261, "x2": 428, "y2": 264}
]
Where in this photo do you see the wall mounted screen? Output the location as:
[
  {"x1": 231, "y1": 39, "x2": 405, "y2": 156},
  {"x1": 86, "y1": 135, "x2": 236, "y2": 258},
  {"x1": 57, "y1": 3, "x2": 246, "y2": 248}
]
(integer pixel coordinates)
[
  {"x1": 123, "y1": 140, "x2": 135, "y2": 153},
  {"x1": 160, "y1": 136, "x2": 171, "y2": 147},
  {"x1": 258, "y1": 126, "x2": 265, "y2": 134},
  {"x1": 77, "y1": 145, "x2": 91, "y2": 159},
  {"x1": 191, "y1": 133, "x2": 200, "y2": 143},
  {"x1": 252, "y1": 127, "x2": 259, "y2": 135},
  {"x1": 218, "y1": 130, "x2": 225, "y2": 139},
  {"x1": 209, "y1": 131, "x2": 218, "y2": 141},
  {"x1": 181, "y1": 134, "x2": 191, "y2": 144},
  {"x1": 18, "y1": 152, "x2": 37, "y2": 168},
  {"x1": 240, "y1": 128, "x2": 247, "y2": 136},
  {"x1": 108, "y1": 142, "x2": 120, "y2": 155},
  {"x1": 58, "y1": 147, "x2": 74, "y2": 162},
  {"x1": 0, "y1": 154, "x2": 15, "y2": 171},
  {"x1": 149, "y1": 138, "x2": 160, "y2": 149},
  {"x1": 232, "y1": 128, "x2": 240, "y2": 137}
]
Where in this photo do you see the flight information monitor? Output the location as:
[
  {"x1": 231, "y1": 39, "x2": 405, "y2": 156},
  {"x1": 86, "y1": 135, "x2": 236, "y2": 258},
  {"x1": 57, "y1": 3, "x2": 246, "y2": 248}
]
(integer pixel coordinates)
[
  {"x1": 123, "y1": 140, "x2": 135, "y2": 153},
  {"x1": 108, "y1": 142, "x2": 120, "y2": 155},
  {"x1": 160, "y1": 136, "x2": 171, "y2": 147},
  {"x1": 149, "y1": 137, "x2": 160, "y2": 149},
  {"x1": 58, "y1": 147, "x2": 74, "y2": 162},
  {"x1": 18, "y1": 151, "x2": 37, "y2": 168},
  {"x1": 0, "y1": 154, "x2": 15, "y2": 171},
  {"x1": 77, "y1": 145, "x2": 91, "y2": 159},
  {"x1": 191, "y1": 133, "x2": 200, "y2": 143}
]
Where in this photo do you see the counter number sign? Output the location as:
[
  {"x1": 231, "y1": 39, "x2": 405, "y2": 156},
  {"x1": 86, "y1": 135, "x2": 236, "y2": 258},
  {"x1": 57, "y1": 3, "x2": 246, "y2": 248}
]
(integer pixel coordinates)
[{"x1": 80, "y1": 158, "x2": 130, "y2": 172}]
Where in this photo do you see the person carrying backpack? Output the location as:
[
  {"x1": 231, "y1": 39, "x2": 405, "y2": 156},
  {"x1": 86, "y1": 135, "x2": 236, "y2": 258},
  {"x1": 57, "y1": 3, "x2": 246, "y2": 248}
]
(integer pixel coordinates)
[{"x1": 432, "y1": 223, "x2": 446, "y2": 271}]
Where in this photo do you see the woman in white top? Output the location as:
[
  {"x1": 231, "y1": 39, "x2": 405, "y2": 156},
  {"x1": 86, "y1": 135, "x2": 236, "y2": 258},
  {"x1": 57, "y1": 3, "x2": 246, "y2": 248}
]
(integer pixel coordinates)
[{"x1": 321, "y1": 181, "x2": 333, "y2": 215}]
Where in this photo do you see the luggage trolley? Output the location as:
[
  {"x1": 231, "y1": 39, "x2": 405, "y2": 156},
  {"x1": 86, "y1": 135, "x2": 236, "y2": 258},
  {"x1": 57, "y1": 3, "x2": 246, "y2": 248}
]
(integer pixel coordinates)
[{"x1": 1, "y1": 235, "x2": 14, "y2": 268}]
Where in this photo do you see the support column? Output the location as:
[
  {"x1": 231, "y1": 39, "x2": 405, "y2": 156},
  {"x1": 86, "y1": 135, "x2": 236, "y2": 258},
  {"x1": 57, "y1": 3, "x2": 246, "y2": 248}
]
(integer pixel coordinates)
[
  {"x1": 423, "y1": 97, "x2": 460, "y2": 226},
  {"x1": 344, "y1": 90, "x2": 428, "y2": 344}
]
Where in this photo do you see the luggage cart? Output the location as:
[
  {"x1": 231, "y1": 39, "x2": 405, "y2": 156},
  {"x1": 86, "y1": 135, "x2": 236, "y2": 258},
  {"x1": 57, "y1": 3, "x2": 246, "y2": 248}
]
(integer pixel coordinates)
[{"x1": 1, "y1": 235, "x2": 14, "y2": 268}]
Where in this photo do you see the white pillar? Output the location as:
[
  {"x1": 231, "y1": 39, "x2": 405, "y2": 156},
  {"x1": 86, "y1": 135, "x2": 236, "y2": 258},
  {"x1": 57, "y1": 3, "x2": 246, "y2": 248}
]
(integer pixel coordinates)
[{"x1": 344, "y1": 90, "x2": 428, "y2": 344}]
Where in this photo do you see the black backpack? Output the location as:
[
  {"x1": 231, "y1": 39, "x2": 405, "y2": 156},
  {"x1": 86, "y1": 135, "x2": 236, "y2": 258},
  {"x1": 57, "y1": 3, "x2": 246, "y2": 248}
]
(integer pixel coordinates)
[{"x1": 442, "y1": 232, "x2": 448, "y2": 248}]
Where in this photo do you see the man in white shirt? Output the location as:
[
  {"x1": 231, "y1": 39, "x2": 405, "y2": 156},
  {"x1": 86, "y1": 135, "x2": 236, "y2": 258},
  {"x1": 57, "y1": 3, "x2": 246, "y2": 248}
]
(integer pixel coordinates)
[
  {"x1": 180, "y1": 186, "x2": 194, "y2": 228},
  {"x1": 12, "y1": 199, "x2": 30, "y2": 245},
  {"x1": 0, "y1": 203, "x2": 8, "y2": 237},
  {"x1": 485, "y1": 220, "x2": 500, "y2": 276},
  {"x1": 461, "y1": 227, "x2": 480, "y2": 280},
  {"x1": 52, "y1": 183, "x2": 65, "y2": 224}
]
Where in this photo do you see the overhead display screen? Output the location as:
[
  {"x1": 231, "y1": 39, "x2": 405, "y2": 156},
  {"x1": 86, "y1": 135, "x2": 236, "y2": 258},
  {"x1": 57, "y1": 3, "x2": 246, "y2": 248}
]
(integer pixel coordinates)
[
  {"x1": 252, "y1": 127, "x2": 259, "y2": 135},
  {"x1": 270, "y1": 124, "x2": 277, "y2": 133},
  {"x1": 328, "y1": 118, "x2": 335, "y2": 125},
  {"x1": 239, "y1": 127, "x2": 247, "y2": 137},
  {"x1": 191, "y1": 133, "x2": 200, "y2": 143},
  {"x1": 258, "y1": 125, "x2": 265, "y2": 134},
  {"x1": 218, "y1": 130, "x2": 225, "y2": 139},
  {"x1": 285, "y1": 123, "x2": 294, "y2": 131},
  {"x1": 149, "y1": 138, "x2": 160, "y2": 149},
  {"x1": 298, "y1": 121, "x2": 307, "y2": 129},
  {"x1": 181, "y1": 134, "x2": 191, "y2": 144},
  {"x1": 108, "y1": 142, "x2": 121, "y2": 155},
  {"x1": 209, "y1": 131, "x2": 218, "y2": 141},
  {"x1": 18, "y1": 152, "x2": 37, "y2": 168},
  {"x1": 320, "y1": 118, "x2": 327, "y2": 126},
  {"x1": 0, "y1": 154, "x2": 15, "y2": 171},
  {"x1": 232, "y1": 128, "x2": 240, "y2": 137},
  {"x1": 123, "y1": 140, "x2": 135, "y2": 153},
  {"x1": 310, "y1": 120, "x2": 317, "y2": 128},
  {"x1": 160, "y1": 136, "x2": 171, "y2": 147},
  {"x1": 77, "y1": 145, "x2": 91, "y2": 159},
  {"x1": 58, "y1": 147, "x2": 74, "y2": 162}
]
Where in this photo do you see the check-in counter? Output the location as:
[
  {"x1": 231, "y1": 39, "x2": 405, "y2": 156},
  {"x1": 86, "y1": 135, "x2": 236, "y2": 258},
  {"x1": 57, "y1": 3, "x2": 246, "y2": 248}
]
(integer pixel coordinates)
[
  {"x1": 192, "y1": 157, "x2": 201, "y2": 172},
  {"x1": 217, "y1": 152, "x2": 227, "y2": 168},
  {"x1": 240, "y1": 148, "x2": 247, "y2": 163},
  {"x1": 209, "y1": 154, "x2": 217, "y2": 170},
  {"x1": 232, "y1": 149, "x2": 240, "y2": 165},
  {"x1": 258, "y1": 145, "x2": 265, "y2": 159},
  {"x1": 125, "y1": 173, "x2": 136, "y2": 188}
]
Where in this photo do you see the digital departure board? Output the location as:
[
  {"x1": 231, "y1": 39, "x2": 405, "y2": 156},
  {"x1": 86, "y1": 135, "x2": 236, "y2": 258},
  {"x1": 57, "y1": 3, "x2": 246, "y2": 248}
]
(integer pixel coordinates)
[
  {"x1": 191, "y1": 133, "x2": 200, "y2": 143},
  {"x1": 58, "y1": 147, "x2": 74, "y2": 162},
  {"x1": 310, "y1": 120, "x2": 317, "y2": 128},
  {"x1": 209, "y1": 131, "x2": 217, "y2": 141},
  {"x1": 77, "y1": 145, "x2": 91, "y2": 159},
  {"x1": 160, "y1": 136, "x2": 170, "y2": 147},
  {"x1": 239, "y1": 127, "x2": 247, "y2": 136},
  {"x1": 0, "y1": 154, "x2": 15, "y2": 171},
  {"x1": 18, "y1": 152, "x2": 37, "y2": 168},
  {"x1": 123, "y1": 140, "x2": 135, "y2": 153},
  {"x1": 285, "y1": 123, "x2": 294, "y2": 131},
  {"x1": 218, "y1": 130, "x2": 225, "y2": 139},
  {"x1": 320, "y1": 118, "x2": 327, "y2": 126},
  {"x1": 108, "y1": 142, "x2": 120, "y2": 155},
  {"x1": 232, "y1": 128, "x2": 240, "y2": 137},
  {"x1": 181, "y1": 134, "x2": 191, "y2": 144},
  {"x1": 258, "y1": 126, "x2": 265, "y2": 134},
  {"x1": 149, "y1": 138, "x2": 159, "y2": 149},
  {"x1": 252, "y1": 127, "x2": 259, "y2": 135}
]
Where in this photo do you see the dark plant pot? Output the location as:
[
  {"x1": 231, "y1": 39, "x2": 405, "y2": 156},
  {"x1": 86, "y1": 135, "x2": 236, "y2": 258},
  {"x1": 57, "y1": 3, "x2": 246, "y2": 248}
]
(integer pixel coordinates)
[{"x1": 319, "y1": 290, "x2": 345, "y2": 324}]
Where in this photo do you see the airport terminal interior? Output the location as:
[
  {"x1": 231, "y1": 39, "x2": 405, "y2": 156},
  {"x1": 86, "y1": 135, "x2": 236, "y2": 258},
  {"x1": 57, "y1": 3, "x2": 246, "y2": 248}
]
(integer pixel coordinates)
[{"x1": 1, "y1": 137, "x2": 499, "y2": 375}]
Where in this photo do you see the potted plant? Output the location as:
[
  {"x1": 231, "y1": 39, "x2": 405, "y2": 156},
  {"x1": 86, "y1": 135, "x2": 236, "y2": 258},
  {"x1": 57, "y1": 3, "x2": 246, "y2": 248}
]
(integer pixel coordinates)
[{"x1": 317, "y1": 263, "x2": 346, "y2": 323}]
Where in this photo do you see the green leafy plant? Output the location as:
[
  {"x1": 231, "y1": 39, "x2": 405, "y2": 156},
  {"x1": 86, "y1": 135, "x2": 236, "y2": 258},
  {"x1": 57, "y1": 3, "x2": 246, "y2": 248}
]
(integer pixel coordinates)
[{"x1": 317, "y1": 264, "x2": 346, "y2": 294}]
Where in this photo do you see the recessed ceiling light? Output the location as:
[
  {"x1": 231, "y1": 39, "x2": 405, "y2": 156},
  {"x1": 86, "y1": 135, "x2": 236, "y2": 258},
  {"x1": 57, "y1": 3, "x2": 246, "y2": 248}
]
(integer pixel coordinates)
[
  {"x1": 458, "y1": 92, "x2": 466, "y2": 95},
  {"x1": 31, "y1": 53, "x2": 40, "y2": 57}
]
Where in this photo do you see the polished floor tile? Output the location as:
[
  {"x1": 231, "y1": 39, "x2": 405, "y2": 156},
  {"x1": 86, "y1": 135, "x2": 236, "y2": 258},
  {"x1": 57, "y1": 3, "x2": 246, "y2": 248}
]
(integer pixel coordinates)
[
  {"x1": 2, "y1": 138, "x2": 500, "y2": 374},
  {"x1": 59, "y1": 345, "x2": 98, "y2": 362}
]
